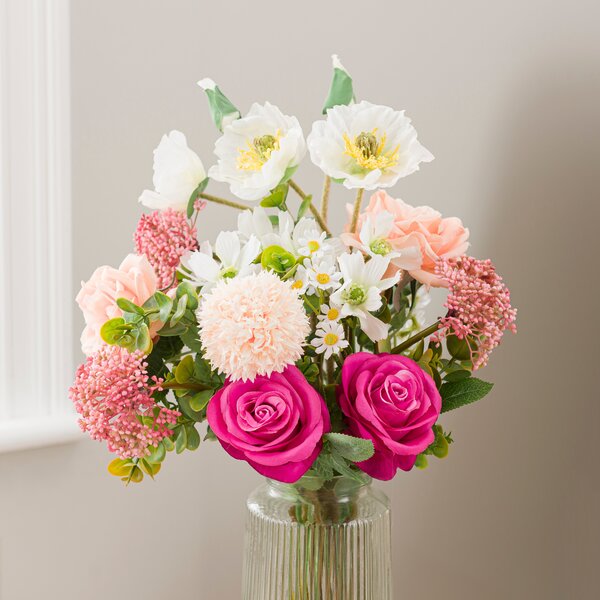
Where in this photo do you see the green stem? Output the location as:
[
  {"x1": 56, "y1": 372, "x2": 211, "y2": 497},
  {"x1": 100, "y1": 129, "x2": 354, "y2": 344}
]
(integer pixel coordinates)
[
  {"x1": 320, "y1": 176, "x2": 331, "y2": 223},
  {"x1": 288, "y1": 179, "x2": 332, "y2": 236},
  {"x1": 390, "y1": 321, "x2": 441, "y2": 354},
  {"x1": 349, "y1": 188, "x2": 365, "y2": 234},
  {"x1": 161, "y1": 381, "x2": 212, "y2": 392},
  {"x1": 199, "y1": 192, "x2": 250, "y2": 211}
]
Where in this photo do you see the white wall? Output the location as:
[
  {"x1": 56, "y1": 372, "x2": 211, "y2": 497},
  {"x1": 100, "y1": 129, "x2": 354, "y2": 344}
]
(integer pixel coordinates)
[{"x1": 1, "y1": 0, "x2": 599, "y2": 598}]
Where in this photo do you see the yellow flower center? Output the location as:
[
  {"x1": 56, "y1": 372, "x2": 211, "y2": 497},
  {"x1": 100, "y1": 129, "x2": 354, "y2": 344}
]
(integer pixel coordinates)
[
  {"x1": 316, "y1": 273, "x2": 331, "y2": 285},
  {"x1": 343, "y1": 128, "x2": 399, "y2": 171},
  {"x1": 307, "y1": 240, "x2": 320, "y2": 253},
  {"x1": 291, "y1": 279, "x2": 304, "y2": 290},
  {"x1": 237, "y1": 131, "x2": 281, "y2": 171},
  {"x1": 323, "y1": 332, "x2": 339, "y2": 346},
  {"x1": 326, "y1": 307, "x2": 340, "y2": 320}
]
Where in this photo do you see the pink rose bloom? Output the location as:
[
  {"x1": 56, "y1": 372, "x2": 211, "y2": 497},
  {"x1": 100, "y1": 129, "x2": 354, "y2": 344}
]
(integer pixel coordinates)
[
  {"x1": 207, "y1": 366, "x2": 330, "y2": 483},
  {"x1": 337, "y1": 353, "x2": 442, "y2": 480},
  {"x1": 353, "y1": 191, "x2": 470, "y2": 287},
  {"x1": 76, "y1": 254, "x2": 158, "y2": 355}
]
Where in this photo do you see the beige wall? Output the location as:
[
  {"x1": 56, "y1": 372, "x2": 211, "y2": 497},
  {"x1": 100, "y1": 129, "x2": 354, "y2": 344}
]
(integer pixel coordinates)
[{"x1": 1, "y1": 0, "x2": 599, "y2": 598}]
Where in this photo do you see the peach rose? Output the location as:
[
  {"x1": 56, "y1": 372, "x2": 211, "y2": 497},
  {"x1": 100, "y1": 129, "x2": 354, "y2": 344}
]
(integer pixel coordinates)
[
  {"x1": 356, "y1": 191, "x2": 469, "y2": 287},
  {"x1": 76, "y1": 254, "x2": 158, "y2": 355}
]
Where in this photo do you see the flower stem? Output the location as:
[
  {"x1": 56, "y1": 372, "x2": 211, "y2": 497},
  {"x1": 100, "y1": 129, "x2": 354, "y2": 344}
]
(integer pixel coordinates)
[
  {"x1": 161, "y1": 381, "x2": 212, "y2": 392},
  {"x1": 199, "y1": 192, "x2": 250, "y2": 211},
  {"x1": 320, "y1": 176, "x2": 331, "y2": 223},
  {"x1": 349, "y1": 188, "x2": 365, "y2": 234},
  {"x1": 289, "y1": 179, "x2": 332, "y2": 236},
  {"x1": 390, "y1": 321, "x2": 441, "y2": 354}
]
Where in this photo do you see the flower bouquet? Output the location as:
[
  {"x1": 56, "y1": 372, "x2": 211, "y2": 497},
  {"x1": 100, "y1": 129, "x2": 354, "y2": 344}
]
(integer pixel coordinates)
[{"x1": 71, "y1": 56, "x2": 516, "y2": 599}]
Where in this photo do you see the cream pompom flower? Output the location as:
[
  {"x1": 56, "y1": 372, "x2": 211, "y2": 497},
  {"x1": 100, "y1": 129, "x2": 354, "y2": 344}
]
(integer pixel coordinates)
[
  {"x1": 208, "y1": 103, "x2": 306, "y2": 201},
  {"x1": 307, "y1": 101, "x2": 433, "y2": 190},
  {"x1": 198, "y1": 271, "x2": 310, "y2": 381}
]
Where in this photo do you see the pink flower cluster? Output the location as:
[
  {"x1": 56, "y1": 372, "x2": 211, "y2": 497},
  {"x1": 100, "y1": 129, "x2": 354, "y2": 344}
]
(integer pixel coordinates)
[
  {"x1": 134, "y1": 209, "x2": 198, "y2": 289},
  {"x1": 69, "y1": 346, "x2": 179, "y2": 458},
  {"x1": 435, "y1": 256, "x2": 517, "y2": 369}
]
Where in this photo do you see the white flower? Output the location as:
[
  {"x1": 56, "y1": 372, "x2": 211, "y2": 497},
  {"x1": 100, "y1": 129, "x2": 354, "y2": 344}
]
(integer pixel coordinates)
[
  {"x1": 313, "y1": 322, "x2": 349, "y2": 359},
  {"x1": 306, "y1": 256, "x2": 342, "y2": 293},
  {"x1": 331, "y1": 252, "x2": 398, "y2": 342},
  {"x1": 289, "y1": 263, "x2": 309, "y2": 294},
  {"x1": 209, "y1": 102, "x2": 306, "y2": 202},
  {"x1": 293, "y1": 219, "x2": 328, "y2": 258},
  {"x1": 307, "y1": 101, "x2": 433, "y2": 190},
  {"x1": 139, "y1": 130, "x2": 206, "y2": 212},
  {"x1": 319, "y1": 302, "x2": 342, "y2": 323},
  {"x1": 341, "y1": 210, "x2": 422, "y2": 271},
  {"x1": 183, "y1": 231, "x2": 260, "y2": 292}
]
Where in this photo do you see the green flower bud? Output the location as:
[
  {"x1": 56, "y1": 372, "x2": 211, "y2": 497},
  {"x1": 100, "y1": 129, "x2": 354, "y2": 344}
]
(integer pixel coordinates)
[
  {"x1": 342, "y1": 282, "x2": 367, "y2": 306},
  {"x1": 261, "y1": 245, "x2": 296, "y2": 274},
  {"x1": 369, "y1": 238, "x2": 392, "y2": 256}
]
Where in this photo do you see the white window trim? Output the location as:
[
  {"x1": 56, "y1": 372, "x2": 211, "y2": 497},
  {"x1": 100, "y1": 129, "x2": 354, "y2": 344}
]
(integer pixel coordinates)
[{"x1": 0, "y1": 0, "x2": 81, "y2": 452}]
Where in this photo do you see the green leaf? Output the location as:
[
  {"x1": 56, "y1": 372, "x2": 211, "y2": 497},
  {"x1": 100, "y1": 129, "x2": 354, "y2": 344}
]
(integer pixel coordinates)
[
  {"x1": 176, "y1": 281, "x2": 198, "y2": 310},
  {"x1": 204, "y1": 426, "x2": 217, "y2": 442},
  {"x1": 190, "y1": 390, "x2": 212, "y2": 412},
  {"x1": 163, "y1": 436, "x2": 175, "y2": 452},
  {"x1": 185, "y1": 424, "x2": 201, "y2": 451},
  {"x1": 177, "y1": 395, "x2": 204, "y2": 422},
  {"x1": 444, "y1": 369, "x2": 471, "y2": 383},
  {"x1": 187, "y1": 177, "x2": 209, "y2": 218},
  {"x1": 139, "y1": 458, "x2": 161, "y2": 479},
  {"x1": 296, "y1": 193, "x2": 313, "y2": 220},
  {"x1": 116, "y1": 297, "x2": 145, "y2": 315},
  {"x1": 325, "y1": 433, "x2": 375, "y2": 463},
  {"x1": 181, "y1": 329, "x2": 203, "y2": 353},
  {"x1": 128, "y1": 466, "x2": 144, "y2": 484},
  {"x1": 260, "y1": 183, "x2": 288, "y2": 208},
  {"x1": 440, "y1": 378, "x2": 494, "y2": 413},
  {"x1": 200, "y1": 80, "x2": 241, "y2": 132},
  {"x1": 328, "y1": 451, "x2": 365, "y2": 482},
  {"x1": 154, "y1": 291, "x2": 174, "y2": 323},
  {"x1": 157, "y1": 322, "x2": 188, "y2": 337},
  {"x1": 135, "y1": 323, "x2": 153, "y2": 354},
  {"x1": 170, "y1": 294, "x2": 188, "y2": 326},
  {"x1": 447, "y1": 334, "x2": 475, "y2": 361},
  {"x1": 107, "y1": 458, "x2": 134, "y2": 477},
  {"x1": 322, "y1": 55, "x2": 355, "y2": 113},
  {"x1": 174, "y1": 355, "x2": 195, "y2": 383},
  {"x1": 100, "y1": 318, "x2": 130, "y2": 345},
  {"x1": 175, "y1": 426, "x2": 187, "y2": 454},
  {"x1": 414, "y1": 454, "x2": 428, "y2": 469},
  {"x1": 147, "y1": 442, "x2": 166, "y2": 464},
  {"x1": 279, "y1": 165, "x2": 298, "y2": 185}
]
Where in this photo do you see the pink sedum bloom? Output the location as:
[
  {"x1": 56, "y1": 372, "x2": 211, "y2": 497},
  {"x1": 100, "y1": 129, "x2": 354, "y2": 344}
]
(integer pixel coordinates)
[
  {"x1": 134, "y1": 208, "x2": 199, "y2": 289},
  {"x1": 350, "y1": 191, "x2": 470, "y2": 287},
  {"x1": 76, "y1": 254, "x2": 159, "y2": 355},
  {"x1": 207, "y1": 366, "x2": 330, "y2": 482},
  {"x1": 435, "y1": 256, "x2": 517, "y2": 369},
  {"x1": 198, "y1": 271, "x2": 310, "y2": 382},
  {"x1": 69, "y1": 346, "x2": 179, "y2": 459}
]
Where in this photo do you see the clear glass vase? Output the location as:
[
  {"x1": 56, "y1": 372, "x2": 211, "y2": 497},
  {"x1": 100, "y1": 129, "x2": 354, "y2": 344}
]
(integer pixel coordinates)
[{"x1": 242, "y1": 474, "x2": 392, "y2": 599}]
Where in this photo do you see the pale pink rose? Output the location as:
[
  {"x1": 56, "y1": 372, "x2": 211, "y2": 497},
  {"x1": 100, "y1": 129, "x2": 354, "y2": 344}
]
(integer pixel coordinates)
[
  {"x1": 351, "y1": 191, "x2": 470, "y2": 287},
  {"x1": 76, "y1": 254, "x2": 158, "y2": 355}
]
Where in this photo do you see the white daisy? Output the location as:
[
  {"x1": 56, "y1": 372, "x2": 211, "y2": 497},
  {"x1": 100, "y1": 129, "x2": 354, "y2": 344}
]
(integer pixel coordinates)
[
  {"x1": 319, "y1": 303, "x2": 343, "y2": 323},
  {"x1": 209, "y1": 102, "x2": 306, "y2": 202},
  {"x1": 293, "y1": 218, "x2": 328, "y2": 258},
  {"x1": 331, "y1": 252, "x2": 399, "y2": 342},
  {"x1": 313, "y1": 322, "x2": 349, "y2": 359},
  {"x1": 182, "y1": 231, "x2": 260, "y2": 293},
  {"x1": 289, "y1": 263, "x2": 309, "y2": 295},
  {"x1": 306, "y1": 256, "x2": 342, "y2": 293},
  {"x1": 307, "y1": 101, "x2": 433, "y2": 190}
]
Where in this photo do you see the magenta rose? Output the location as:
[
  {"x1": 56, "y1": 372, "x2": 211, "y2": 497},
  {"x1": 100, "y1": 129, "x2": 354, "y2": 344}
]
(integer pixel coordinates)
[
  {"x1": 337, "y1": 352, "x2": 441, "y2": 480},
  {"x1": 207, "y1": 366, "x2": 330, "y2": 483}
]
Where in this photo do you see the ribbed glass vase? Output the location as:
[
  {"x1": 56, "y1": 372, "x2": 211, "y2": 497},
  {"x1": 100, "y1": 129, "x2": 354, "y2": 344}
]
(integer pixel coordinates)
[{"x1": 242, "y1": 474, "x2": 392, "y2": 599}]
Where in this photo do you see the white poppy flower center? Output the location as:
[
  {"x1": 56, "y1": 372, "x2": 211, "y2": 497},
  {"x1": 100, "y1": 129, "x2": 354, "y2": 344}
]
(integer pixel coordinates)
[
  {"x1": 237, "y1": 132, "x2": 281, "y2": 171},
  {"x1": 220, "y1": 266, "x2": 238, "y2": 279},
  {"x1": 370, "y1": 238, "x2": 392, "y2": 256},
  {"x1": 343, "y1": 128, "x2": 399, "y2": 171},
  {"x1": 342, "y1": 283, "x2": 367, "y2": 305}
]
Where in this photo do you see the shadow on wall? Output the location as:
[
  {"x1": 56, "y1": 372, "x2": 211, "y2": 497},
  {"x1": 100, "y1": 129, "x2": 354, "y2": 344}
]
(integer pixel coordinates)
[
  {"x1": 483, "y1": 60, "x2": 600, "y2": 598},
  {"x1": 390, "y1": 60, "x2": 600, "y2": 600}
]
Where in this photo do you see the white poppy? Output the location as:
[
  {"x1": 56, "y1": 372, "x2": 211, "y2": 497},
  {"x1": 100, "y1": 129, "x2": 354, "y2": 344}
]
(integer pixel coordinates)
[
  {"x1": 209, "y1": 103, "x2": 306, "y2": 201},
  {"x1": 139, "y1": 130, "x2": 206, "y2": 212},
  {"x1": 183, "y1": 231, "x2": 260, "y2": 292},
  {"x1": 313, "y1": 322, "x2": 349, "y2": 359},
  {"x1": 341, "y1": 210, "x2": 422, "y2": 271},
  {"x1": 307, "y1": 101, "x2": 433, "y2": 190},
  {"x1": 331, "y1": 252, "x2": 398, "y2": 341}
]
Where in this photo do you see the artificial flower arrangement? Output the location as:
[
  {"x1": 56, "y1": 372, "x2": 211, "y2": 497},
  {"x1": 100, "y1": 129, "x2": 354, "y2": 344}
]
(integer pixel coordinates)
[{"x1": 71, "y1": 56, "x2": 516, "y2": 487}]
